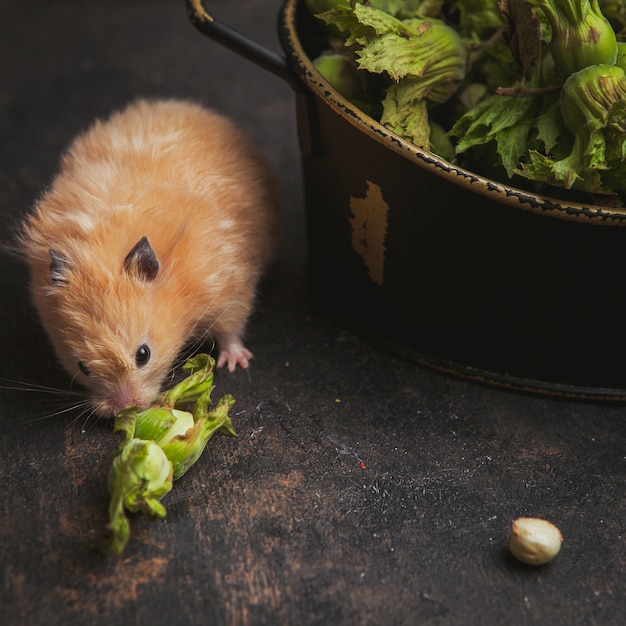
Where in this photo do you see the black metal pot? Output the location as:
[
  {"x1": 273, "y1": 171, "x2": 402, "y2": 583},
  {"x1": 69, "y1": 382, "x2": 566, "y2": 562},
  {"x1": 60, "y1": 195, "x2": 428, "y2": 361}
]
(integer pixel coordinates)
[{"x1": 187, "y1": 0, "x2": 626, "y2": 400}]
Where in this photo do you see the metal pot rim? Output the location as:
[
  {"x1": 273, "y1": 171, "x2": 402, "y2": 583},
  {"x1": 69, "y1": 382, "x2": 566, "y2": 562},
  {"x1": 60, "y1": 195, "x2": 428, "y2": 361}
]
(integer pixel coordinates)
[{"x1": 279, "y1": 0, "x2": 626, "y2": 226}]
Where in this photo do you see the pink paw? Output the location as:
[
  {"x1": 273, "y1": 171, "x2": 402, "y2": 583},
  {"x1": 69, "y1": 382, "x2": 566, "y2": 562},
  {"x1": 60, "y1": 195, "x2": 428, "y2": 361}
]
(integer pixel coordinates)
[{"x1": 216, "y1": 337, "x2": 253, "y2": 372}]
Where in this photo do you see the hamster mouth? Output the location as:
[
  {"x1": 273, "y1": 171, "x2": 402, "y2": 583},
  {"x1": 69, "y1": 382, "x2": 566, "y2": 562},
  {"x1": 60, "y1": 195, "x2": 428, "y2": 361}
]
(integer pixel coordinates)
[
  {"x1": 90, "y1": 398, "x2": 120, "y2": 418},
  {"x1": 91, "y1": 387, "x2": 151, "y2": 417}
]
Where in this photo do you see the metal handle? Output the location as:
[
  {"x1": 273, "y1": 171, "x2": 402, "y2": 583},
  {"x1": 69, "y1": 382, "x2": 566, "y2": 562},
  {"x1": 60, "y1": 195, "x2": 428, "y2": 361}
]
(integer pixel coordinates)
[{"x1": 185, "y1": 0, "x2": 298, "y2": 88}]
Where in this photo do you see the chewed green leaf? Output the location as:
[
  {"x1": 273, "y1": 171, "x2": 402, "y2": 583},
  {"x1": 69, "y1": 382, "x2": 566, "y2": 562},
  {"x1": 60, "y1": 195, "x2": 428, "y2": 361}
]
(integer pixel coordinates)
[
  {"x1": 317, "y1": 3, "x2": 414, "y2": 48},
  {"x1": 113, "y1": 406, "x2": 139, "y2": 442},
  {"x1": 534, "y1": 98, "x2": 566, "y2": 156},
  {"x1": 452, "y1": 92, "x2": 534, "y2": 154},
  {"x1": 163, "y1": 393, "x2": 236, "y2": 480},
  {"x1": 523, "y1": 149, "x2": 586, "y2": 190},
  {"x1": 153, "y1": 353, "x2": 215, "y2": 408},
  {"x1": 316, "y1": 6, "x2": 378, "y2": 46},
  {"x1": 104, "y1": 438, "x2": 173, "y2": 555},
  {"x1": 133, "y1": 407, "x2": 195, "y2": 446},
  {"x1": 353, "y1": 2, "x2": 409, "y2": 36},
  {"x1": 103, "y1": 352, "x2": 237, "y2": 555},
  {"x1": 495, "y1": 119, "x2": 533, "y2": 174},
  {"x1": 356, "y1": 18, "x2": 466, "y2": 84},
  {"x1": 105, "y1": 488, "x2": 131, "y2": 556},
  {"x1": 316, "y1": 2, "x2": 466, "y2": 160},
  {"x1": 319, "y1": 5, "x2": 465, "y2": 86},
  {"x1": 371, "y1": 0, "x2": 434, "y2": 18},
  {"x1": 381, "y1": 82, "x2": 431, "y2": 148}
]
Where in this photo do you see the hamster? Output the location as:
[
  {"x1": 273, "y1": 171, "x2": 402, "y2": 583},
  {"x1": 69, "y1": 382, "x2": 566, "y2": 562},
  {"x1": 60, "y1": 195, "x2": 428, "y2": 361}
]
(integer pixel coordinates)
[{"x1": 18, "y1": 98, "x2": 278, "y2": 416}]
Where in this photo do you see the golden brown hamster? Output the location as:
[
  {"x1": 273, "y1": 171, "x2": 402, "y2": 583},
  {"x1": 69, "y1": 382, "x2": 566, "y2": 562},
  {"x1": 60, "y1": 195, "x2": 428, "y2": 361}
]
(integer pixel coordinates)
[{"x1": 19, "y1": 99, "x2": 278, "y2": 415}]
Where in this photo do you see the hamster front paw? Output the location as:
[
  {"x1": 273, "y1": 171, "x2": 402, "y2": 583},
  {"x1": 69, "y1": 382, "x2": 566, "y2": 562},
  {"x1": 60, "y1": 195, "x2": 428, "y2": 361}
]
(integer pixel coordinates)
[{"x1": 216, "y1": 334, "x2": 253, "y2": 372}]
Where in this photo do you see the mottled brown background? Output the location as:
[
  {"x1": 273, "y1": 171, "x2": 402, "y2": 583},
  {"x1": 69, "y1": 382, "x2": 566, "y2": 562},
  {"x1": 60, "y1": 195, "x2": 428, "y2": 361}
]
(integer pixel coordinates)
[{"x1": 1, "y1": 1, "x2": 625, "y2": 625}]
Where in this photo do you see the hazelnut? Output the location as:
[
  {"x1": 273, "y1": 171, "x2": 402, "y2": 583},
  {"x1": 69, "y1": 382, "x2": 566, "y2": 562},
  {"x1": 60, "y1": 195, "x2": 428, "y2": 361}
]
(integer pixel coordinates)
[{"x1": 508, "y1": 517, "x2": 563, "y2": 565}]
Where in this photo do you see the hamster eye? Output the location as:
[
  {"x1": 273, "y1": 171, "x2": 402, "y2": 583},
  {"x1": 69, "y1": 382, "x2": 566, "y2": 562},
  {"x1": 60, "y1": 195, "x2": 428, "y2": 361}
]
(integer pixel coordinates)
[
  {"x1": 78, "y1": 361, "x2": 91, "y2": 377},
  {"x1": 135, "y1": 344, "x2": 151, "y2": 367}
]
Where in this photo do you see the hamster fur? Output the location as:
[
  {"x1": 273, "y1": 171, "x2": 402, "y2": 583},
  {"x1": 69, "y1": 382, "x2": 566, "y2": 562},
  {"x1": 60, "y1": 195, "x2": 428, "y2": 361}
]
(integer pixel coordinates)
[{"x1": 19, "y1": 99, "x2": 278, "y2": 416}]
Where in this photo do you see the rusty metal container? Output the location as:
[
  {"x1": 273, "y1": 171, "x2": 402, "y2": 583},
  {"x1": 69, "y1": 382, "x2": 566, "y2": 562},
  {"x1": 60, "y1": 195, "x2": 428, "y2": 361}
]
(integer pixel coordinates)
[{"x1": 187, "y1": 0, "x2": 626, "y2": 400}]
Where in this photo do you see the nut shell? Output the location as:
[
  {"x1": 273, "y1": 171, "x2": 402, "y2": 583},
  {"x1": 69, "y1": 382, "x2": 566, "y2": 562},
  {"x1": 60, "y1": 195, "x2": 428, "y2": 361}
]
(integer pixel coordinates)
[{"x1": 508, "y1": 517, "x2": 563, "y2": 565}]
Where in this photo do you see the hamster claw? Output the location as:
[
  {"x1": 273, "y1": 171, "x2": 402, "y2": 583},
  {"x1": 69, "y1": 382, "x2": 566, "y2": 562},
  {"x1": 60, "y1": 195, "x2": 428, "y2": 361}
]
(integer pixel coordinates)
[{"x1": 216, "y1": 336, "x2": 253, "y2": 372}]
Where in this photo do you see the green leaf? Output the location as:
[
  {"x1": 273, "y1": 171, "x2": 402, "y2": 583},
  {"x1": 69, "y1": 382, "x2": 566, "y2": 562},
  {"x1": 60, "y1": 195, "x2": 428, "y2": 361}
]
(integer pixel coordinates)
[
  {"x1": 523, "y1": 148, "x2": 586, "y2": 190},
  {"x1": 103, "y1": 353, "x2": 235, "y2": 555},
  {"x1": 154, "y1": 353, "x2": 216, "y2": 408},
  {"x1": 355, "y1": 17, "x2": 466, "y2": 86},
  {"x1": 316, "y1": 5, "x2": 380, "y2": 47},
  {"x1": 352, "y1": 3, "x2": 409, "y2": 37},
  {"x1": 527, "y1": 63, "x2": 626, "y2": 192},
  {"x1": 133, "y1": 407, "x2": 194, "y2": 444},
  {"x1": 163, "y1": 393, "x2": 236, "y2": 480},
  {"x1": 319, "y1": 4, "x2": 466, "y2": 92},
  {"x1": 452, "y1": 92, "x2": 534, "y2": 154},
  {"x1": 381, "y1": 81, "x2": 431, "y2": 148},
  {"x1": 495, "y1": 118, "x2": 534, "y2": 174},
  {"x1": 113, "y1": 406, "x2": 139, "y2": 443},
  {"x1": 104, "y1": 438, "x2": 173, "y2": 555},
  {"x1": 534, "y1": 97, "x2": 566, "y2": 155},
  {"x1": 369, "y1": 0, "x2": 435, "y2": 19}
]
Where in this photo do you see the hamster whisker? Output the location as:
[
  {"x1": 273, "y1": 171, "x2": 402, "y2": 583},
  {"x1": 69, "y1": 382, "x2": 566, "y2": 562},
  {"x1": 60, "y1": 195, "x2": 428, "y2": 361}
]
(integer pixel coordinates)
[
  {"x1": 172, "y1": 295, "x2": 229, "y2": 368},
  {"x1": 8, "y1": 398, "x2": 92, "y2": 426},
  {"x1": 177, "y1": 332, "x2": 216, "y2": 365},
  {"x1": 69, "y1": 404, "x2": 103, "y2": 432},
  {"x1": 166, "y1": 298, "x2": 246, "y2": 387},
  {"x1": 164, "y1": 326, "x2": 221, "y2": 388},
  {"x1": 0, "y1": 377, "x2": 84, "y2": 397},
  {"x1": 195, "y1": 297, "x2": 241, "y2": 354},
  {"x1": 187, "y1": 295, "x2": 224, "y2": 341},
  {"x1": 46, "y1": 400, "x2": 91, "y2": 421},
  {"x1": 0, "y1": 377, "x2": 97, "y2": 425}
]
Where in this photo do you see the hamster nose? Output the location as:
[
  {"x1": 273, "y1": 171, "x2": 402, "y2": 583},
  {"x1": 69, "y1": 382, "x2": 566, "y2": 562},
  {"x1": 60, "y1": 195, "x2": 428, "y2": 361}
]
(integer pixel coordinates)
[{"x1": 109, "y1": 387, "x2": 142, "y2": 415}]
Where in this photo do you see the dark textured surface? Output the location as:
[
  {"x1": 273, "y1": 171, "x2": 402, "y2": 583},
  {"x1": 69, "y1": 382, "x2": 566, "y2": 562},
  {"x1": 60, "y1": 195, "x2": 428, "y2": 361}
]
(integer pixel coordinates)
[{"x1": 1, "y1": 2, "x2": 626, "y2": 625}]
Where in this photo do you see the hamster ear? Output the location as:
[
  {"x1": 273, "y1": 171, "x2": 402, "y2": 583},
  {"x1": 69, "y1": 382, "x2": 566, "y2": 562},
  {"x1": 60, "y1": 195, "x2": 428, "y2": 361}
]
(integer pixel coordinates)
[
  {"x1": 49, "y1": 249, "x2": 71, "y2": 286},
  {"x1": 124, "y1": 236, "x2": 159, "y2": 281}
]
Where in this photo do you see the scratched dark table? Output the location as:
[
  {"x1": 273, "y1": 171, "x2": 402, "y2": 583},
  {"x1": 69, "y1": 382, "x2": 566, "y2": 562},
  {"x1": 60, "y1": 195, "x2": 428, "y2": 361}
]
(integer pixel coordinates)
[{"x1": 2, "y1": 1, "x2": 626, "y2": 625}]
